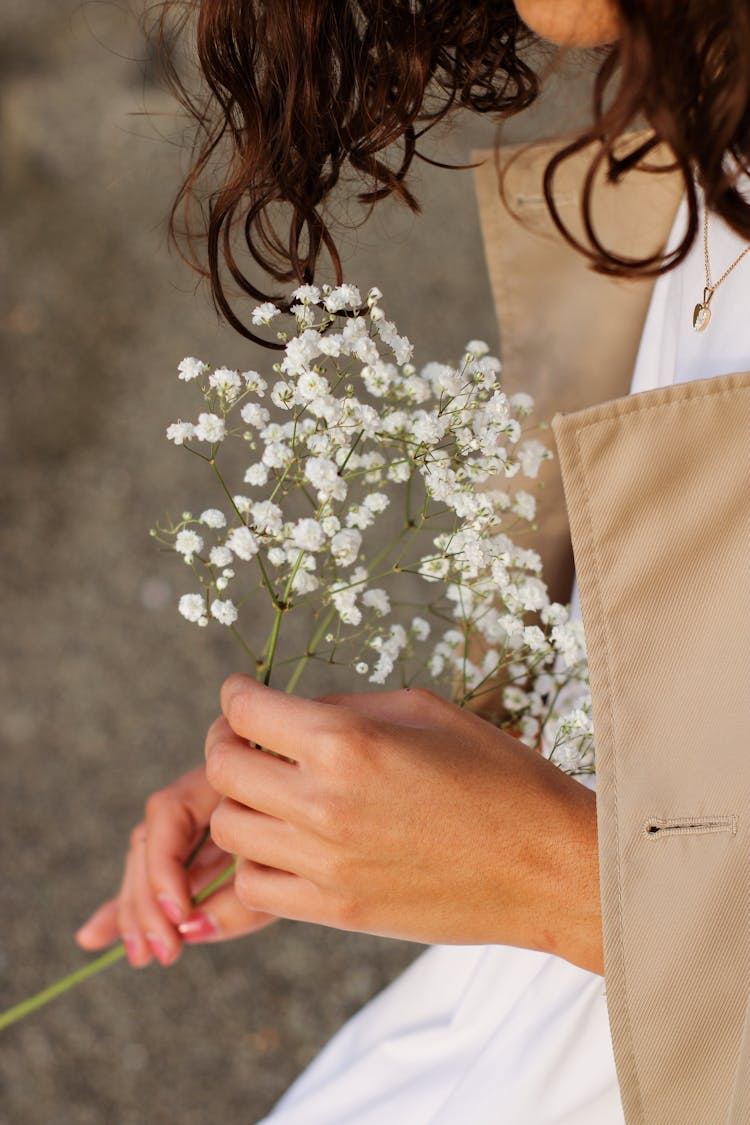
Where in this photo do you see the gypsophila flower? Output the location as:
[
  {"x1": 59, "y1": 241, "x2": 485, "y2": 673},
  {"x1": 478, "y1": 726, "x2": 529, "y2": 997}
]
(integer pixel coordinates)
[
  {"x1": 226, "y1": 526, "x2": 259, "y2": 561},
  {"x1": 166, "y1": 422, "x2": 196, "y2": 445},
  {"x1": 324, "y1": 284, "x2": 362, "y2": 312},
  {"x1": 159, "y1": 280, "x2": 593, "y2": 777},
  {"x1": 291, "y1": 519, "x2": 326, "y2": 552},
  {"x1": 175, "y1": 529, "x2": 203, "y2": 562},
  {"x1": 252, "y1": 302, "x2": 281, "y2": 326},
  {"x1": 465, "y1": 340, "x2": 490, "y2": 358},
  {"x1": 209, "y1": 367, "x2": 242, "y2": 400},
  {"x1": 244, "y1": 463, "x2": 269, "y2": 486},
  {"x1": 411, "y1": 617, "x2": 431, "y2": 642},
  {"x1": 362, "y1": 589, "x2": 390, "y2": 616},
  {"x1": 331, "y1": 529, "x2": 362, "y2": 568},
  {"x1": 210, "y1": 598, "x2": 238, "y2": 626},
  {"x1": 178, "y1": 357, "x2": 208, "y2": 382},
  {"x1": 178, "y1": 593, "x2": 205, "y2": 622},
  {"x1": 194, "y1": 413, "x2": 226, "y2": 443},
  {"x1": 200, "y1": 509, "x2": 226, "y2": 529},
  {"x1": 241, "y1": 403, "x2": 270, "y2": 428},
  {"x1": 209, "y1": 546, "x2": 233, "y2": 568}
]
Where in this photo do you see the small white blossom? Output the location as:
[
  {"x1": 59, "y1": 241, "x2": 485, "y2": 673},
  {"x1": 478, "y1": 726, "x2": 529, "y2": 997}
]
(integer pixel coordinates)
[
  {"x1": 291, "y1": 284, "x2": 321, "y2": 304},
  {"x1": 175, "y1": 529, "x2": 203, "y2": 562},
  {"x1": 363, "y1": 492, "x2": 389, "y2": 514},
  {"x1": 271, "y1": 381, "x2": 295, "y2": 410},
  {"x1": 226, "y1": 526, "x2": 259, "y2": 561},
  {"x1": 251, "y1": 301, "x2": 281, "y2": 325},
  {"x1": 324, "y1": 284, "x2": 362, "y2": 312},
  {"x1": 166, "y1": 421, "x2": 195, "y2": 445},
  {"x1": 291, "y1": 519, "x2": 326, "y2": 552},
  {"x1": 504, "y1": 686, "x2": 530, "y2": 712},
  {"x1": 178, "y1": 357, "x2": 208, "y2": 382},
  {"x1": 267, "y1": 547, "x2": 287, "y2": 567},
  {"x1": 209, "y1": 367, "x2": 242, "y2": 400},
  {"x1": 331, "y1": 528, "x2": 362, "y2": 568},
  {"x1": 200, "y1": 508, "x2": 226, "y2": 529},
  {"x1": 464, "y1": 339, "x2": 490, "y2": 357},
  {"x1": 209, "y1": 545, "x2": 233, "y2": 568},
  {"x1": 509, "y1": 392, "x2": 534, "y2": 416},
  {"x1": 291, "y1": 570, "x2": 319, "y2": 595},
  {"x1": 241, "y1": 371, "x2": 267, "y2": 395},
  {"x1": 178, "y1": 593, "x2": 205, "y2": 622},
  {"x1": 244, "y1": 463, "x2": 269, "y2": 486},
  {"x1": 240, "y1": 403, "x2": 270, "y2": 428},
  {"x1": 362, "y1": 588, "x2": 390, "y2": 616},
  {"x1": 331, "y1": 588, "x2": 362, "y2": 626},
  {"x1": 411, "y1": 616, "x2": 431, "y2": 642},
  {"x1": 210, "y1": 598, "x2": 238, "y2": 626},
  {"x1": 251, "y1": 500, "x2": 284, "y2": 537},
  {"x1": 355, "y1": 662, "x2": 369, "y2": 675},
  {"x1": 262, "y1": 442, "x2": 292, "y2": 469},
  {"x1": 194, "y1": 413, "x2": 226, "y2": 443},
  {"x1": 512, "y1": 491, "x2": 537, "y2": 521}
]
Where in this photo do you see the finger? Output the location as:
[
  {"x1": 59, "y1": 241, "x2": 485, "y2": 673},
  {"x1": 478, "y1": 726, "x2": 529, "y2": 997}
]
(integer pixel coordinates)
[
  {"x1": 177, "y1": 880, "x2": 277, "y2": 945},
  {"x1": 144, "y1": 767, "x2": 221, "y2": 927},
  {"x1": 205, "y1": 729, "x2": 309, "y2": 823},
  {"x1": 129, "y1": 828, "x2": 184, "y2": 967},
  {"x1": 314, "y1": 686, "x2": 450, "y2": 727},
  {"x1": 220, "y1": 675, "x2": 347, "y2": 760},
  {"x1": 117, "y1": 831, "x2": 155, "y2": 968},
  {"x1": 210, "y1": 799, "x2": 314, "y2": 879},
  {"x1": 233, "y1": 858, "x2": 331, "y2": 927},
  {"x1": 75, "y1": 897, "x2": 120, "y2": 951}
]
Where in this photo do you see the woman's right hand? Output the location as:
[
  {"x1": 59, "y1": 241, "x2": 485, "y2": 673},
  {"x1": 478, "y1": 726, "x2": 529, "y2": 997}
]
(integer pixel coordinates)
[{"x1": 74, "y1": 764, "x2": 278, "y2": 967}]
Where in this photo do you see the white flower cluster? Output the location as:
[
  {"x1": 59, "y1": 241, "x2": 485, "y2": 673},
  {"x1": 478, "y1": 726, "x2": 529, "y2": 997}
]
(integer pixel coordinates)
[{"x1": 156, "y1": 283, "x2": 593, "y2": 774}]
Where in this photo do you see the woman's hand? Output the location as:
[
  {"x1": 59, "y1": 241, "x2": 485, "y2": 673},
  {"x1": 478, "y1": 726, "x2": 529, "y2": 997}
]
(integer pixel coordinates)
[
  {"x1": 206, "y1": 676, "x2": 603, "y2": 974},
  {"x1": 75, "y1": 765, "x2": 277, "y2": 967}
]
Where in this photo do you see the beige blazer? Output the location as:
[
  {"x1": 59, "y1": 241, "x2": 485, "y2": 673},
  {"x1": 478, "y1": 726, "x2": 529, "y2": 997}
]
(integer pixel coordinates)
[{"x1": 473, "y1": 140, "x2": 750, "y2": 1124}]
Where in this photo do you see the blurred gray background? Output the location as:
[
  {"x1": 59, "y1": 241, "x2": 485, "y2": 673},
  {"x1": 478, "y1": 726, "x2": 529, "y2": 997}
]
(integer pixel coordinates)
[{"x1": 0, "y1": 4, "x2": 592, "y2": 1122}]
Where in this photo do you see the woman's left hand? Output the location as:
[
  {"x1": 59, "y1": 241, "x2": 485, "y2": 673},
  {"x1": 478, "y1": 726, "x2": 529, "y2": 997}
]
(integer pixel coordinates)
[{"x1": 205, "y1": 675, "x2": 603, "y2": 974}]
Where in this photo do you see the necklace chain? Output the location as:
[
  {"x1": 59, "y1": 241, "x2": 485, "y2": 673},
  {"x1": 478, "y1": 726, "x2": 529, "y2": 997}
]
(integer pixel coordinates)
[{"x1": 693, "y1": 208, "x2": 750, "y2": 331}]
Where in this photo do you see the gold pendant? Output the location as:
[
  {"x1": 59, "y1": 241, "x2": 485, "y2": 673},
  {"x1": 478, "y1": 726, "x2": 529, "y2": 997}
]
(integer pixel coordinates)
[
  {"x1": 693, "y1": 303, "x2": 711, "y2": 331},
  {"x1": 693, "y1": 287, "x2": 714, "y2": 332}
]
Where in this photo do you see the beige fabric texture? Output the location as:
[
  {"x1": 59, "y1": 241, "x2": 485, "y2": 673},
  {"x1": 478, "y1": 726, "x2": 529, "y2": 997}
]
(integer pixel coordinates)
[
  {"x1": 472, "y1": 137, "x2": 683, "y2": 604},
  {"x1": 554, "y1": 372, "x2": 750, "y2": 1123},
  {"x1": 474, "y1": 140, "x2": 750, "y2": 1121}
]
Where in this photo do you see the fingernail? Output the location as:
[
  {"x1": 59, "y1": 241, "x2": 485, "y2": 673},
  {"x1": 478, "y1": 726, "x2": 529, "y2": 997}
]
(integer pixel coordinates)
[
  {"x1": 123, "y1": 934, "x2": 140, "y2": 966},
  {"x1": 147, "y1": 933, "x2": 173, "y2": 966},
  {"x1": 178, "y1": 911, "x2": 217, "y2": 943},
  {"x1": 157, "y1": 895, "x2": 184, "y2": 925}
]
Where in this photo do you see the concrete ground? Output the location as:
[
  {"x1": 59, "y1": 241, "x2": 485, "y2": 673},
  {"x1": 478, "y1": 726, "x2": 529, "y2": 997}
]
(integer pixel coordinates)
[{"x1": 0, "y1": 5, "x2": 592, "y2": 1122}]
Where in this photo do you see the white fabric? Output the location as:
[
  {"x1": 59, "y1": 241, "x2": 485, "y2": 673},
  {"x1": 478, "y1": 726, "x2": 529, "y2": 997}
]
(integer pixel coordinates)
[{"x1": 260, "y1": 196, "x2": 750, "y2": 1125}]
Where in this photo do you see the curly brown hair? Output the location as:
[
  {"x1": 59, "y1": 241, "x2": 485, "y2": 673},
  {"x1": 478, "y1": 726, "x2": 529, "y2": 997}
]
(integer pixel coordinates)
[{"x1": 154, "y1": 0, "x2": 750, "y2": 341}]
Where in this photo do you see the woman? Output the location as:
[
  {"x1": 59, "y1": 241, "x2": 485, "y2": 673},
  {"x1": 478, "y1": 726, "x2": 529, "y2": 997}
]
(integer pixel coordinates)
[{"x1": 76, "y1": 2, "x2": 750, "y2": 1121}]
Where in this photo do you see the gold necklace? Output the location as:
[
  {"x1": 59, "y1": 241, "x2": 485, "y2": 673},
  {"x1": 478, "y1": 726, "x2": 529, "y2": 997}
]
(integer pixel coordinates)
[{"x1": 693, "y1": 208, "x2": 750, "y2": 332}]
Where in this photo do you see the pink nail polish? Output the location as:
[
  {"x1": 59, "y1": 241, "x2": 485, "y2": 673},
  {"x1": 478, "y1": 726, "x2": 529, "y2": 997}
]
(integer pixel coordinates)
[
  {"x1": 178, "y1": 911, "x2": 217, "y2": 943},
  {"x1": 147, "y1": 933, "x2": 172, "y2": 966},
  {"x1": 157, "y1": 895, "x2": 184, "y2": 925}
]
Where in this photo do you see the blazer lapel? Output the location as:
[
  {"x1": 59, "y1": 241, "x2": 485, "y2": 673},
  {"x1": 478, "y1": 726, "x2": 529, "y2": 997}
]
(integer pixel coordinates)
[{"x1": 472, "y1": 135, "x2": 683, "y2": 603}]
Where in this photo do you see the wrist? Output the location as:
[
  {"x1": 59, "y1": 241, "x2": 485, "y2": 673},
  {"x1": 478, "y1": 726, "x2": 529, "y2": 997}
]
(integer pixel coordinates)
[{"x1": 542, "y1": 786, "x2": 603, "y2": 975}]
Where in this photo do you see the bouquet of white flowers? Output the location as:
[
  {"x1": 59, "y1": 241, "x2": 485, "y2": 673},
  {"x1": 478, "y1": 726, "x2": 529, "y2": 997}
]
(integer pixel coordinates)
[
  {"x1": 159, "y1": 282, "x2": 593, "y2": 772},
  {"x1": 0, "y1": 281, "x2": 593, "y2": 1033}
]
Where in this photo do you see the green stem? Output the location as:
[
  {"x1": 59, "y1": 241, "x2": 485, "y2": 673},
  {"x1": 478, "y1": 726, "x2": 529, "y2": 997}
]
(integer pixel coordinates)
[
  {"x1": 0, "y1": 855, "x2": 237, "y2": 1034},
  {"x1": 0, "y1": 946, "x2": 127, "y2": 1032},
  {"x1": 263, "y1": 606, "x2": 284, "y2": 686},
  {"x1": 284, "y1": 606, "x2": 337, "y2": 694}
]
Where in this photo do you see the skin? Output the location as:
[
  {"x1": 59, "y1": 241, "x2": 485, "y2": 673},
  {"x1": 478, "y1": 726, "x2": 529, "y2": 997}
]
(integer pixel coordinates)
[{"x1": 76, "y1": 0, "x2": 618, "y2": 972}]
